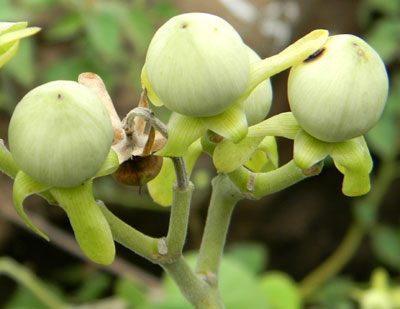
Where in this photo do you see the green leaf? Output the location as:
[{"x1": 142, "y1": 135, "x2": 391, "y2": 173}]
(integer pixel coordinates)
[
  {"x1": 225, "y1": 242, "x2": 268, "y2": 275},
  {"x1": 42, "y1": 56, "x2": 112, "y2": 86},
  {"x1": 45, "y1": 13, "x2": 82, "y2": 42},
  {"x1": 0, "y1": 40, "x2": 19, "y2": 69},
  {"x1": 258, "y1": 271, "x2": 301, "y2": 309},
  {"x1": 114, "y1": 277, "x2": 148, "y2": 308},
  {"x1": 152, "y1": 1, "x2": 179, "y2": 19},
  {"x1": 371, "y1": 225, "x2": 400, "y2": 271},
  {"x1": 3, "y1": 38, "x2": 35, "y2": 86},
  {"x1": 367, "y1": 0, "x2": 400, "y2": 15},
  {"x1": 0, "y1": 22, "x2": 28, "y2": 35},
  {"x1": 307, "y1": 277, "x2": 355, "y2": 308},
  {"x1": 162, "y1": 254, "x2": 269, "y2": 309},
  {"x1": 366, "y1": 77, "x2": 400, "y2": 159},
  {"x1": 12, "y1": 171, "x2": 51, "y2": 240},
  {"x1": 366, "y1": 19, "x2": 400, "y2": 64},
  {"x1": 72, "y1": 271, "x2": 112, "y2": 302},
  {"x1": 21, "y1": 0, "x2": 57, "y2": 6},
  {"x1": 0, "y1": 27, "x2": 40, "y2": 48},
  {"x1": 123, "y1": 9, "x2": 153, "y2": 55},
  {"x1": 4, "y1": 284, "x2": 63, "y2": 309},
  {"x1": 85, "y1": 12, "x2": 122, "y2": 58}
]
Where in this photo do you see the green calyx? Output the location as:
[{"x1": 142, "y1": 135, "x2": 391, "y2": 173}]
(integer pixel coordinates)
[
  {"x1": 288, "y1": 34, "x2": 389, "y2": 142},
  {"x1": 11, "y1": 149, "x2": 119, "y2": 264},
  {"x1": 145, "y1": 13, "x2": 250, "y2": 117},
  {"x1": 8, "y1": 80, "x2": 113, "y2": 188},
  {"x1": 294, "y1": 130, "x2": 373, "y2": 196},
  {"x1": 51, "y1": 181, "x2": 115, "y2": 265},
  {"x1": 0, "y1": 22, "x2": 41, "y2": 68},
  {"x1": 247, "y1": 113, "x2": 373, "y2": 196},
  {"x1": 148, "y1": 28, "x2": 328, "y2": 157}
]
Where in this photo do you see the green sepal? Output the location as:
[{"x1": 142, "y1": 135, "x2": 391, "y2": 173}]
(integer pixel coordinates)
[
  {"x1": 200, "y1": 130, "x2": 219, "y2": 156},
  {"x1": 0, "y1": 41, "x2": 19, "y2": 69},
  {"x1": 0, "y1": 27, "x2": 41, "y2": 49},
  {"x1": 0, "y1": 23, "x2": 40, "y2": 69},
  {"x1": 258, "y1": 136, "x2": 279, "y2": 169},
  {"x1": 94, "y1": 148, "x2": 119, "y2": 178},
  {"x1": 156, "y1": 112, "x2": 206, "y2": 157},
  {"x1": 12, "y1": 171, "x2": 51, "y2": 241},
  {"x1": 213, "y1": 136, "x2": 263, "y2": 173},
  {"x1": 294, "y1": 129, "x2": 332, "y2": 169},
  {"x1": 50, "y1": 180, "x2": 115, "y2": 265},
  {"x1": 0, "y1": 139, "x2": 20, "y2": 178},
  {"x1": 0, "y1": 22, "x2": 29, "y2": 35},
  {"x1": 201, "y1": 101, "x2": 248, "y2": 143},
  {"x1": 148, "y1": 139, "x2": 202, "y2": 206},
  {"x1": 248, "y1": 112, "x2": 301, "y2": 139},
  {"x1": 246, "y1": 136, "x2": 279, "y2": 172},
  {"x1": 330, "y1": 137, "x2": 373, "y2": 197},
  {"x1": 141, "y1": 65, "x2": 164, "y2": 107},
  {"x1": 237, "y1": 30, "x2": 329, "y2": 103},
  {"x1": 245, "y1": 150, "x2": 268, "y2": 173}
]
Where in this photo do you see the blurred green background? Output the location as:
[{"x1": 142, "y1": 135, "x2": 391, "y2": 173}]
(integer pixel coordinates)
[{"x1": 0, "y1": 0, "x2": 399, "y2": 308}]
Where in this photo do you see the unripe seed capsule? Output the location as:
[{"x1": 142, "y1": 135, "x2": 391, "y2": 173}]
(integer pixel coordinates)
[
  {"x1": 8, "y1": 81, "x2": 113, "y2": 187},
  {"x1": 145, "y1": 13, "x2": 250, "y2": 117},
  {"x1": 288, "y1": 34, "x2": 388, "y2": 142},
  {"x1": 243, "y1": 46, "x2": 273, "y2": 126}
]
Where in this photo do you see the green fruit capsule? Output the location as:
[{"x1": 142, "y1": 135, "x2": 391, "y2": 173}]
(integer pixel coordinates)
[
  {"x1": 243, "y1": 46, "x2": 273, "y2": 126},
  {"x1": 288, "y1": 34, "x2": 389, "y2": 142},
  {"x1": 9, "y1": 80, "x2": 113, "y2": 188},
  {"x1": 145, "y1": 13, "x2": 250, "y2": 117}
]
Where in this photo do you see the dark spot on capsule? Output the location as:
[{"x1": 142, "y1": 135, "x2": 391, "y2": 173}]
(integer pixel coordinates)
[
  {"x1": 304, "y1": 48, "x2": 326, "y2": 63},
  {"x1": 181, "y1": 23, "x2": 188, "y2": 29},
  {"x1": 57, "y1": 93, "x2": 62, "y2": 100},
  {"x1": 352, "y1": 42, "x2": 358, "y2": 47}
]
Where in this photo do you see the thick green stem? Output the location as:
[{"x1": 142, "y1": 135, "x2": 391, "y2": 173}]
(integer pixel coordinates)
[
  {"x1": 166, "y1": 182, "x2": 194, "y2": 260},
  {"x1": 196, "y1": 174, "x2": 243, "y2": 277},
  {"x1": 228, "y1": 160, "x2": 323, "y2": 199},
  {"x1": 162, "y1": 256, "x2": 224, "y2": 309},
  {"x1": 98, "y1": 202, "x2": 159, "y2": 262},
  {"x1": 0, "y1": 257, "x2": 69, "y2": 309}
]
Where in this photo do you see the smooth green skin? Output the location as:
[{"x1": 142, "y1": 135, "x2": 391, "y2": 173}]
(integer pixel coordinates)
[
  {"x1": 288, "y1": 34, "x2": 389, "y2": 142},
  {"x1": 145, "y1": 13, "x2": 250, "y2": 117},
  {"x1": 243, "y1": 46, "x2": 273, "y2": 126},
  {"x1": 9, "y1": 80, "x2": 113, "y2": 188}
]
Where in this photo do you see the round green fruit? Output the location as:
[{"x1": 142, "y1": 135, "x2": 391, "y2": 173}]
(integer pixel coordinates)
[
  {"x1": 145, "y1": 13, "x2": 250, "y2": 117},
  {"x1": 288, "y1": 34, "x2": 388, "y2": 142},
  {"x1": 243, "y1": 46, "x2": 273, "y2": 126},
  {"x1": 9, "y1": 80, "x2": 113, "y2": 187}
]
